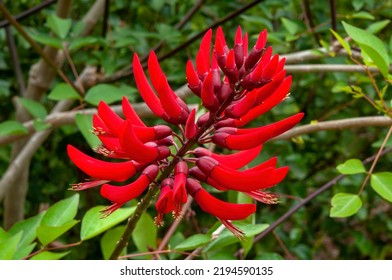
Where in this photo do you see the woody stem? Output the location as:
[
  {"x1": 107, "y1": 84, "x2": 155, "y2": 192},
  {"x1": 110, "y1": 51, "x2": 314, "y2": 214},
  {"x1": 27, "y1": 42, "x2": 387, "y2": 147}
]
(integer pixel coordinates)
[{"x1": 109, "y1": 91, "x2": 237, "y2": 259}]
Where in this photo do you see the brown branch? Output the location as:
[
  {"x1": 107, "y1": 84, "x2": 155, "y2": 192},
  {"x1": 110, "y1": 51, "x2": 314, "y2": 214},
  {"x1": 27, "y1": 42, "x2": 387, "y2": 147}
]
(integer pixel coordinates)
[
  {"x1": 301, "y1": 0, "x2": 321, "y2": 46},
  {"x1": 101, "y1": 0, "x2": 266, "y2": 83},
  {"x1": 0, "y1": 0, "x2": 57, "y2": 28},
  {"x1": 275, "y1": 116, "x2": 392, "y2": 141},
  {"x1": 252, "y1": 146, "x2": 392, "y2": 244},
  {"x1": 285, "y1": 64, "x2": 386, "y2": 73}
]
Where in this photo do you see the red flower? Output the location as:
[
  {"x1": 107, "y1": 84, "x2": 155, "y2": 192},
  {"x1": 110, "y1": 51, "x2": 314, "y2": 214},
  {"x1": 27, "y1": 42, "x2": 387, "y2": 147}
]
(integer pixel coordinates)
[{"x1": 68, "y1": 26, "x2": 303, "y2": 238}]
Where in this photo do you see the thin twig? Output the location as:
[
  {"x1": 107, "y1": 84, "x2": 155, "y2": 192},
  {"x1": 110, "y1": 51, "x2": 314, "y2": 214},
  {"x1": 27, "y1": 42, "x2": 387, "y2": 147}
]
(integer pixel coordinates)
[
  {"x1": 0, "y1": 2, "x2": 83, "y2": 97},
  {"x1": 359, "y1": 125, "x2": 392, "y2": 194},
  {"x1": 272, "y1": 231, "x2": 296, "y2": 260},
  {"x1": 2, "y1": 2, "x2": 25, "y2": 93},
  {"x1": 102, "y1": 0, "x2": 266, "y2": 83},
  {"x1": 157, "y1": 197, "x2": 194, "y2": 251},
  {"x1": 0, "y1": 0, "x2": 57, "y2": 28},
  {"x1": 252, "y1": 146, "x2": 392, "y2": 244}
]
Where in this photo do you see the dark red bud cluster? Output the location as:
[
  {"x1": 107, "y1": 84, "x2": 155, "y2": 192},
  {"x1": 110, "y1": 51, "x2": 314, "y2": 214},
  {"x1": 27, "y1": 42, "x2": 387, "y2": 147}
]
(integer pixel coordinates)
[{"x1": 68, "y1": 26, "x2": 303, "y2": 238}]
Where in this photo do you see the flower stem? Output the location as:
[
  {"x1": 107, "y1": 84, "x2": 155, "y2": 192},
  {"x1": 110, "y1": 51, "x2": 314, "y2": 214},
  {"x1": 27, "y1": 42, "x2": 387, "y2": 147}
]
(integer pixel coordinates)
[{"x1": 109, "y1": 90, "x2": 236, "y2": 259}]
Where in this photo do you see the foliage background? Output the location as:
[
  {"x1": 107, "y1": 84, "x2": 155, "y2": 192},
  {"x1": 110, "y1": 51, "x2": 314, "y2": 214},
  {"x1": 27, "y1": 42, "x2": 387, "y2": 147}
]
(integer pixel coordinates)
[{"x1": 1, "y1": 0, "x2": 392, "y2": 260}]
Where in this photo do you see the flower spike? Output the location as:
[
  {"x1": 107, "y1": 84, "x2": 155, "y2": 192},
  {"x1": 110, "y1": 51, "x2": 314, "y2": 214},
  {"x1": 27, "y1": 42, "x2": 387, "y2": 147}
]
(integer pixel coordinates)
[{"x1": 68, "y1": 26, "x2": 303, "y2": 239}]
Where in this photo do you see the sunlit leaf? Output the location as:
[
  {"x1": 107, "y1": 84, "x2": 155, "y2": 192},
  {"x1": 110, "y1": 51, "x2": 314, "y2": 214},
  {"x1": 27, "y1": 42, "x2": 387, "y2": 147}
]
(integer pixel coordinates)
[
  {"x1": 371, "y1": 172, "x2": 392, "y2": 203},
  {"x1": 336, "y1": 158, "x2": 366, "y2": 174},
  {"x1": 132, "y1": 212, "x2": 157, "y2": 258},
  {"x1": 85, "y1": 84, "x2": 125, "y2": 106},
  {"x1": 330, "y1": 193, "x2": 362, "y2": 218},
  {"x1": 9, "y1": 212, "x2": 45, "y2": 248},
  {"x1": 68, "y1": 36, "x2": 101, "y2": 52},
  {"x1": 367, "y1": 20, "x2": 391, "y2": 34},
  {"x1": 330, "y1": 29, "x2": 351, "y2": 56},
  {"x1": 40, "y1": 194, "x2": 79, "y2": 227},
  {"x1": 0, "y1": 232, "x2": 22, "y2": 260},
  {"x1": 30, "y1": 32, "x2": 62, "y2": 48},
  {"x1": 18, "y1": 97, "x2": 47, "y2": 119},
  {"x1": 343, "y1": 21, "x2": 389, "y2": 77},
  {"x1": 30, "y1": 251, "x2": 69, "y2": 260},
  {"x1": 100, "y1": 226, "x2": 126, "y2": 260}
]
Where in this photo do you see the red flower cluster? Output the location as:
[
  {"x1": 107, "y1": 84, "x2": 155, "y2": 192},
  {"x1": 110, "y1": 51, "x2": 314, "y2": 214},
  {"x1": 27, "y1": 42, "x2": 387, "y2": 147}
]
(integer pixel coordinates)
[{"x1": 68, "y1": 26, "x2": 303, "y2": 237}]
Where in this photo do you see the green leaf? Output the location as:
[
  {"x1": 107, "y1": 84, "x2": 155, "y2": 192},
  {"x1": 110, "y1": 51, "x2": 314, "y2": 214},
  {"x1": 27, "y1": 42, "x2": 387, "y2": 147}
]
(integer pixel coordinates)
[
  {"x1": 330, "y1": 193, "x2": 362, "y2": 218},
  {"x1": 75, "y1": 113, "x2": 101, "y2": 149},
  {"x1": 343, "y1": 21, "x2": 390, "y2": 77},
  {"x1": 37, "y1": 220, "x2": 79, "y2": 246},
  {"x1": 281, "y1": 17, "x2": 300, "y2": 35},
  {"x1": 68, "y1": 36, "x2": 100, "y2": 52},
  {"x1": 330, "y1": 29, "x2": 351, "y2": 56},
  {"x1": 203, "y1": 223, "x2": 269, "y2": 253},
  {"x1": 85, "y1": 84, "x2": 125, "y2": 106},
  {"x1": 336, "y1": 159, "x2": 366, "y2": 174},
  {"x1": 41, "y1": 194, "x2": 79, "y2": 227},
  {"x1": 46, "y1": 14, "x2": 72, "y2": 39},
  {"x1": 100, "y1": 226, "x2": 126, "y2": 260},
  {"x1": 0, "y1": 227, "x2": 10, "y2": 241},
  {"x1": 30, "y1": 251, "x2": 69, "y2": 260},
  {"x1": 13, "y1": 243, "x2": 36, "y2": 260},
  {"x1": 370, "y1": 172, "x2": 392, "y2": 203},
  {"x1": 174, "y1": 234, "x2": 211, "y2": 251},
  {"x1": 367, "y1": 20, "x2": 391, "y2": 34},
  {"x1": 33, "y1": 119, "x2": 52, "y2": 131},
  {"x1": 255, "y1": 252, "x2": 285, "y2": 260},
  {"x1": 132, "y1": 212, "x2": 157, "y2": 258},
  {"x1": 0, "y1": 120, "x2": 28, "y2": 136},
  {"x1": 9, "y1": 212, "x2": 45, "y2": 248},
  {"x1": 0, "y1": 231, "x2": 22, "y2": 260},
  {"x1": 30, "y1": 32, "x2": 62, "y2": 48},
  {"x1": 18, "y1": 97, "x2": 47, "y2": 119},
  {"x1": 48, "y1": 83, "x2": 81, "y2": 101},
  {"x1": 80, "y1": 206, "x2": 135, "y2": 241}
]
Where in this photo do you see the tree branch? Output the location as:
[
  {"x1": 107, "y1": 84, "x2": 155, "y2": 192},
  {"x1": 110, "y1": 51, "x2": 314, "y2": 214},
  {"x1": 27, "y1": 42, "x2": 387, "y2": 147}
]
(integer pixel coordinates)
[{"x1": 275, "y1": 116, "x2": 392, "y2": 141}]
